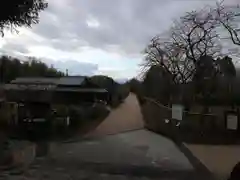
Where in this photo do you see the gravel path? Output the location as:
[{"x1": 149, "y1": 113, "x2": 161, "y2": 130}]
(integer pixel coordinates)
[{"x1": 86, "y1": 93, "x2": 144, "y2": 137}]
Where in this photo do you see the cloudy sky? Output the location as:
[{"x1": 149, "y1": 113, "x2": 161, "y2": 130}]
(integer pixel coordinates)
[{"x1": 0, "y1": 0, "x2": 239, "y2": 80}]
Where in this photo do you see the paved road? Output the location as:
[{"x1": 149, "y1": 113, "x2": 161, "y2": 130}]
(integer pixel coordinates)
[
  {"x1": 1, "y1": 94, "x2": 208, "y2": 179},
  {"x1": 52, "y1": 130, "x2": 195, "y2": 171},
  {"x1": 2, "y1": 130, "x2": 200, "y2": 180}
]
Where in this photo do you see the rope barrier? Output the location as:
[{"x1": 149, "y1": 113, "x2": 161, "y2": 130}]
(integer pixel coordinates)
[{"x1": 143, "y1": 97, "x2": 217, "y2": 117}]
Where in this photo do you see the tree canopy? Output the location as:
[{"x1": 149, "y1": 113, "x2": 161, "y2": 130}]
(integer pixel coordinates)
[
  {"x1": 0, "y1": 0, "x2": 48, "y2": 35},
  {"x1": 88, "y1": 75, "x2": 119, "y2": 95},
  {"x1": 143, "y1": 1, "x2": 239, "y2": 85},
  {"x1": 142, "y1": 1, "x2": 240, "y2": 105},
  {"x1": 0, "y1": 56, "x2": 64, "y2": 83},
  {"x1": 217, "y1": 56, "x2": 236, "y2": 78}
]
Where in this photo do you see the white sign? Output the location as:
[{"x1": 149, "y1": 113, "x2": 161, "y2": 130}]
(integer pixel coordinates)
[
  {"x1": 227, "y1": 114, "x2": 238, "y2": 130},
  {"x1": 172, "y1": 104, "x2": 183, "y2": 121},
  {"x1": 66, "y1": 117, "x2": 70, "y2": 126}
]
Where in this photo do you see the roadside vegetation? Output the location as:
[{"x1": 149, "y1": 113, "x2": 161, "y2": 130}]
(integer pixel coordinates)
[
  {"x1": 0, "y1": 55, "x2": 130, "y2": 140},
  {"x1": 130, "y1": 2, "x2": 240, "y2": 143}
]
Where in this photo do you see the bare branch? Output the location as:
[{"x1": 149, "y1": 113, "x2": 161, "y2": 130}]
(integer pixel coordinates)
[{"x1": 215, "y1": 2, "x2": 240, "y2": 46}]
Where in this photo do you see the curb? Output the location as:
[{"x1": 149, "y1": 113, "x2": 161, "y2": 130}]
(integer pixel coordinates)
[
  {"x1": 144, "y1": 127, "x2": 215, "y2": 180},
  {"x1": 47, "y1": 159, "x2": 198, "y2": 179},
  {"x1": 61, "y1": 128, "x2": 145, "y2": 143},
  {"x1": 177, "y1": 142, "x2": 215, "y2": 180}
]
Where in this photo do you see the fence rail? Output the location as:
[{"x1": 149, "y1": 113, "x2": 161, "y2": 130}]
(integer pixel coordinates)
[
  {"x1": 143, "y1": 97, "x2": 217, "y2": 117},
  {"x1": 140, "y1": 95, "x2": 240, "y2": 144}
]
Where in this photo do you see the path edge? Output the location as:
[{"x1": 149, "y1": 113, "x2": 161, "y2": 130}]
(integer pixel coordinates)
[{"x1": 176, "y1": 141, "x2": 215, "y2": 180}]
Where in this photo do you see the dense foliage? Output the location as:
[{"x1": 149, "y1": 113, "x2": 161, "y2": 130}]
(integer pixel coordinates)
[
  {"x1": 0, "y1": 0, "x2": 48, "y2": 36},
  {"x1": 0, "y1": 56, "x2": 64, "y2": 83},
  {"x1": 89, "y1": 75, "x2": 130, "y2": 107},
  {"x1": 89, "y1": 75, "x2": 118, "y2": 95}
]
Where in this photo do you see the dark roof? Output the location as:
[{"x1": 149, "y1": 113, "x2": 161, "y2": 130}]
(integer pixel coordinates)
[
  {"x1": 4, "y1": 84, "x2": 57, "y2": 91},
  {"x1": 58, "y1": 76, "x2": 86, "y2": 86},
  {"x1": 4, "y1": 84, "x2": 107, "y2": 93},
  {"x1": 11, "y1": 77, "x2": 59, "y2": 85},
  {"x1": 11, "y1": 76, "x2": 88, "y2": 86},
  {"x1": 5, "y1": 77, "x2": 109, "y2": 103},
  {"x1": 55, "y1": 87, "x2": 108, "y2": 93},
  {"x1": 5, "y1": 76, "x2": 108, "y2": 93}
]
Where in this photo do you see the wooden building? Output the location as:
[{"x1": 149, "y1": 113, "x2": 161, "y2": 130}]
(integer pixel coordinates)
[{"x1": 4, "y1": 76, "x2": 109, "y2": 104}]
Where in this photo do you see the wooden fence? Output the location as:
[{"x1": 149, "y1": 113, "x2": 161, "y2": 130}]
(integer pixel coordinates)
[{"x1": 140, "y1": 97, "x2": 240, "y2": 144}]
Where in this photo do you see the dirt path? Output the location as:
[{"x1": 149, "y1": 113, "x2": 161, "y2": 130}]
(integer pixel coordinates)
[{"x1": 86, "y1": 93, "x2": 144, "y2": 137}]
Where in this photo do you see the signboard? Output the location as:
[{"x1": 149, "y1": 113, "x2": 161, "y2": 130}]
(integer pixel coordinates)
[
  {"x1": 227, "y1": 114, "x2": 238, "y2": 130},
  {"x1": 66, "y1": 117, "x2": 70, "y2": 126},
  {"x1": 172, "y1": 104, "x2": 183, "y2": 121}
]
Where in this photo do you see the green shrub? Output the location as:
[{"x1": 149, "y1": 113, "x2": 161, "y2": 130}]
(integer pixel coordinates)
[
  {"x1": 0, "y1": 102, "x2": 15, "y2": 131},
  {"x1": 110, "y1": 94, "x2": 122, "y2": 108},
  {"x1": 88, "y1": 75, "x2": 130, "y2": 108},
  {"x1": 90, "y1": 104, "x2": 110, "y2": 120},
  {"x1": 137, "y1": 95, "x2": 146, "y2": 105},
  {"x1": 68, "y1": 106, "x2": 85, "y2": 129},
  {"x1": 118, "y1": 84, "x2": 130, "y2": 100}
]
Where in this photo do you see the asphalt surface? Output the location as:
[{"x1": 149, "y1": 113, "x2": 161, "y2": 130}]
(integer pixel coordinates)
[
  {"x1": 1, "y1": 130, "x2": 211, "y2": 180},
  {"x1": 0, "y1": 95, "x2": 212, "y2": 179}
]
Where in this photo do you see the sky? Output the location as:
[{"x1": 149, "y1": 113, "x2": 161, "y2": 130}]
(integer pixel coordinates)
[{"x1": 0, "y1": 0, "x2": 239, "y2": 81}]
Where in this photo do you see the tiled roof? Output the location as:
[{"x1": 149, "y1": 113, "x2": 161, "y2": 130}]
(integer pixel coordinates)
[
  {"x1": 5, "y1": 76, "x2": 108, "y2": 93},
  {"x1": 11, "y1": 76, "x2": 88, "y2": 86},
  {"x1": 11, "y1": 77, "x2": 59, "y2": 85},
  {"x1": 58, "y1": 76, "x2": 86, "y2": 86}
]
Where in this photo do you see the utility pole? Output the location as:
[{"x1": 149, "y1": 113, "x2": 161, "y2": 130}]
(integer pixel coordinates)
[{"x1": 66, "y1": 69, "x2": 68, "y2": 76}]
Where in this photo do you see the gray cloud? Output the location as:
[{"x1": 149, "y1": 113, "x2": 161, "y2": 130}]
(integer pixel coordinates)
[
  {"x1": 2, "y1": 42, "x2": 29, "y2": 54},
  {"x1": 1, "y1": 0, "x2": 239, "y2": 79},
  {"x1": 41, "y1": 58, "x2": 98, "y2": 76},
  {"x1": 30, "y1": 0, "x2": 218, "y2": 55},
  {"x1": 3, "y1": 0, "x2": 231, "y2": 56}
]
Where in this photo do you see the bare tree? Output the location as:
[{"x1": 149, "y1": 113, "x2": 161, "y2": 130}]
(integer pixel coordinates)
[
  {"x1": 143, "y1": 36, "x2": 180, "y2": 84},
  {"x1": 172, "y1": 8, "x2": 223, "y2": 60},
  {"x1": 143, "y1": 6, "x2": 223, "y2": 85},
  {"x1": 214, "y1": 2, "x2": 240, "y2": 46}
]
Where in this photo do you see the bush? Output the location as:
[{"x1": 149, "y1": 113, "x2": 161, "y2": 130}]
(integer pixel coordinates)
[
  {"x1": 117, "y1": 83, "x2": 130, "y2": 101},
  {"x1": 67, "y1": 103, "x2": 110, "y2": 129},
  {"x1": 137, "y1": 95, "x2": 146, "y2": 105},
  {"x1": 109, "y1": 94, "x2": 121, "y2": 108},
  {"x1": 88, "y1": 75, "x2": 130, "y2": 108},
  {"x1": 0, "y1": 102, "x2": 16, "y2": 131},
  {"x1": 90, "y1": 103, "x2": 110, "y2": 120},
  {"x1": 68, "y1": 105, "x2": 87, "y2": 129}
]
